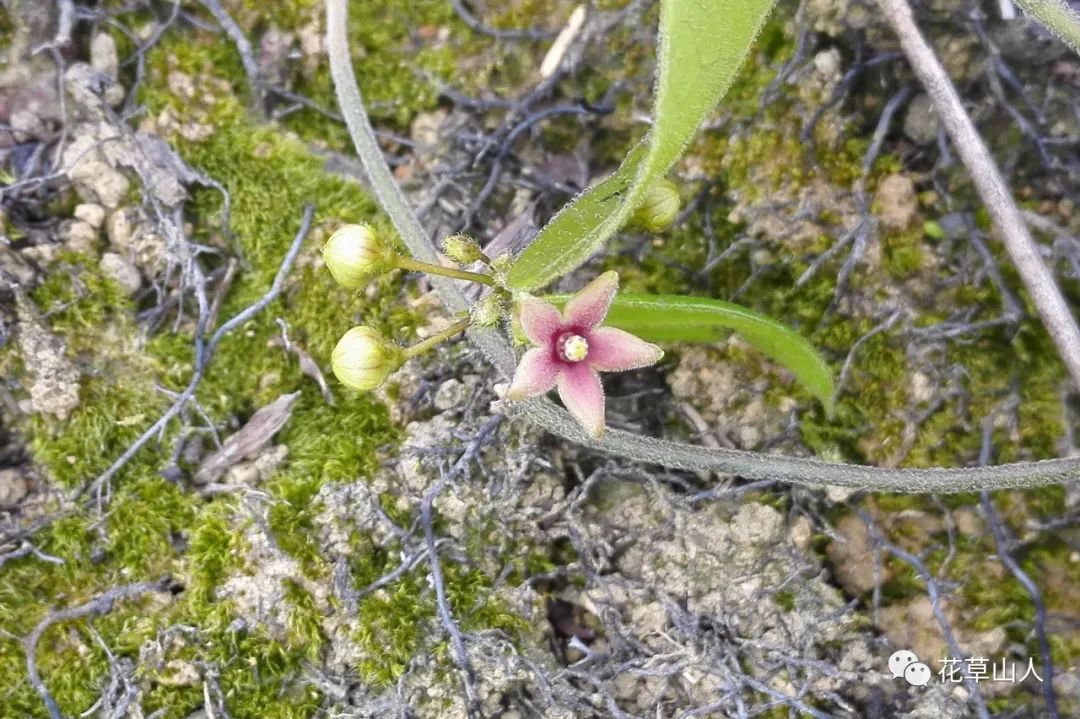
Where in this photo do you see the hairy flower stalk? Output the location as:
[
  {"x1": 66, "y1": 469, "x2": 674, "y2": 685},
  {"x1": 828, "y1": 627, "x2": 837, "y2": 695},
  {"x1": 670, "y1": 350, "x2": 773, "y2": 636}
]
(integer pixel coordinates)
[
  {"x1": 395, "y1": 256, "x2": 496, "y2": 286},
  {"x1": 507, "y1": 272, "x2": 663, "y2": 438},
  {"x1": 402, "y1": 317, "x2": 472, "y2": 360}
]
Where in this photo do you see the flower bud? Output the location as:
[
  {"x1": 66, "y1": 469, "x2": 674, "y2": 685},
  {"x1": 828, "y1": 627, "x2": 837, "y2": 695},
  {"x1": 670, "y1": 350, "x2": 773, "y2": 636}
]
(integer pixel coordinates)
[
  {"x1": 331, "y1": 326, "x2": 403, "y2": 391},
  {"x1": 630, "y1": 179, "x2": 680, "y2": 233},
  {"x1": 489, "y1": 253, "x2": 514, "y2": 286},
  {"x1": 323, "y1": 224, "x2": 396, "y2": 289},
  {"x1": 442, "y1": 234, "x2": 483, "y2": 265},
  {"x1": 471, "y1": 295, "x2": 504, "y2": 327}
]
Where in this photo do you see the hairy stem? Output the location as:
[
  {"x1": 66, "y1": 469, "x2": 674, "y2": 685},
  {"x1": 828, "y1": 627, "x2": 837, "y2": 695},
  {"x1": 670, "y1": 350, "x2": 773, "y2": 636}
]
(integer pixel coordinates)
[
  {"x1": 396, "y1": 256, "x2": 495, "y2": 285},
  {"x1": 403, "y1": 317, "x2": 472, "y2": 359},
  {"x1": 1015, "y1": 0, "x2": 1080, "y2": 55},
  {"x1": 325, "y1": 0, "x2": 1080, "y2": 493},
  {"x1": 876, "y1": 0, "x2": 1080, "y2": 392}
]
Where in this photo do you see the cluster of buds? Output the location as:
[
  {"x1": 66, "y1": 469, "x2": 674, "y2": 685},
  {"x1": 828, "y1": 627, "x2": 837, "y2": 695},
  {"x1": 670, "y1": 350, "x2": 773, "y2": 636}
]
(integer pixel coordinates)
[
  {"x1": 323, "y1": 218, "x2": 667, "y2": 438},
  {"x1": 323, "y1": 224, "x2": 509, "y2": 392}
]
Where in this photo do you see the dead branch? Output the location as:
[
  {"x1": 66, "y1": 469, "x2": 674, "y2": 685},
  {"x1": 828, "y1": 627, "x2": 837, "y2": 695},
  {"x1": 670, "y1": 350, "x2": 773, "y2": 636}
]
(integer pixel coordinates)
[
  {"x1": 417, "y1": 415, "x2": 503, "y2": 715},
  {"x1": 976, "y1": 415, "x2": 1061, "y2": 718},
  {"x1": 197, "y1": 0, "x2": 264, "y2": 110},
  {"x1": 0, "y1": 541, "x2": 65, "y2": 569},
  {"x1": 31, "y1": 0, "x2": 75, "y2": 54},
  {"x1": 449, "y1": 0, "x2": 558, "y2": 41},
  {"x1": 24, "y1": 580, "x2": 172, "y2": 719},
  {"x1": 273, "y1": 318, "x2": 334, "y2": 404},
  {"x1": 861, "y1": 513, "x2": 992, "y2": 719}
]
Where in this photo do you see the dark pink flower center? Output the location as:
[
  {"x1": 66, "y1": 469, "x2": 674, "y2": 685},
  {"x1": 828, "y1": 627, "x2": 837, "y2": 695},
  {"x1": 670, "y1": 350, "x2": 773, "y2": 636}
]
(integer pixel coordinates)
[{"x1": 556, "y1": 331, "x2": 589, "y2": 363}]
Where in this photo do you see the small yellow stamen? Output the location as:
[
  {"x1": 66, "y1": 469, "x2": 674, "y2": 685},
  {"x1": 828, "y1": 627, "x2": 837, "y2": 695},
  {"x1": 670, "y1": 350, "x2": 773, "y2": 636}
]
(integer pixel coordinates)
[{"x1": 561, "y1": 334, "x2": 589, "y2": 362}]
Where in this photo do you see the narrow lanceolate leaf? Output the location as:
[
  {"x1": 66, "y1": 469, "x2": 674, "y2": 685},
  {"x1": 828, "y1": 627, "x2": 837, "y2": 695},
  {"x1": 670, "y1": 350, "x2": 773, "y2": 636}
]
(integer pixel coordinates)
[
  {"x1": 547, "y1": 293, "x2": 835, "y2": 411},
  {"x1": 506, "y1": 141, "x2": 647, "y2": 291},
  {"x1": 507, "y1": 0, "x2": 778, "y2": 291}
]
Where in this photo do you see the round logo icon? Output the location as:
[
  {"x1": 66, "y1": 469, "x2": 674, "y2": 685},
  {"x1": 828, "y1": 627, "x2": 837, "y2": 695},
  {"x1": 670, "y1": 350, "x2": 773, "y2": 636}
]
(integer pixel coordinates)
[
  {"x1": 904, "y1": 661, "x2": 932, "y2": 687},
  {"x1": 888, "y1": 649, "x2": 919, "y2": 679}
]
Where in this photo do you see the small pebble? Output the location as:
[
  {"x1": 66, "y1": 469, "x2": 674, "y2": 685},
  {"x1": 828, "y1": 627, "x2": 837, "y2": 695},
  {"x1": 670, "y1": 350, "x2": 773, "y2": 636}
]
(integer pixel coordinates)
[
  {"x1": 99, "y1": 252, "x2": 142, "y2": 295},
  {"x1": 74, "y1": 203, "x2": 106, "y2": 229}
]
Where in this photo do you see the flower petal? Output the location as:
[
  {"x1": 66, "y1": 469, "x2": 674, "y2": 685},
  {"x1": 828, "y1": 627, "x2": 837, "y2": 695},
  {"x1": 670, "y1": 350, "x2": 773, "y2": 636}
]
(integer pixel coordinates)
[
  {"x1": 506, "y1": 347, "x2": 560, "y2": 400},
  {"x1": 586, "y1": 327, "x2": 664, "y2": 372},
  {"x1": 517, "y1": 296, "x2": 563, "y2": 345},
  {"x1": 557, "y1": 363, "x2": 606, "y2": 439},
  {"x1": 563, "y1": 271, "x2": 618, "y2": 330}
]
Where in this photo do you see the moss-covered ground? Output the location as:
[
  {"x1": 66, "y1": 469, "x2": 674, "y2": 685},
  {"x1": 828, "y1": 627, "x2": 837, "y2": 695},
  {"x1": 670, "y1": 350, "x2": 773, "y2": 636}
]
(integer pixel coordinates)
[{"x1": 1, "y1": 1, "x2": 550, "y2": 713}]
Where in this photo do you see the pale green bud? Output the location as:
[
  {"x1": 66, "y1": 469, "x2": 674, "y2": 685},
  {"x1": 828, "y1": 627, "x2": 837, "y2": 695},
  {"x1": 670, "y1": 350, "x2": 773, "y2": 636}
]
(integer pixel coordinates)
[
  {"x1": 331, "y1": 326, "x2": 403, "y2": 391},
  {"x1": 323, "y1": 224, "x2": 396, "y2": 289},
  {"x1": 443, "y1": 234, "x2": 483, "y2": 265},
  {"x1": 630, "y1": 179, "x2": 680, "y2": 233},
  {"x1": 489, "y1": 253, "x2": 514, "y2": 286},
  {"x1": 471, "y1": 295, "x2": 505, "y2": 327}
]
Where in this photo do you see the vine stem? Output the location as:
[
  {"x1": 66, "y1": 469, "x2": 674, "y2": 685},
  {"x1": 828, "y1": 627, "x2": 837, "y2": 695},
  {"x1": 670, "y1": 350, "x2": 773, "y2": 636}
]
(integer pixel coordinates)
[
  {"x1": 875, "y1": 0, "x2": 1080, "y2": 392},
  {"x1": 325, "y1": 0, "x2": 1080, "y2": 492}
]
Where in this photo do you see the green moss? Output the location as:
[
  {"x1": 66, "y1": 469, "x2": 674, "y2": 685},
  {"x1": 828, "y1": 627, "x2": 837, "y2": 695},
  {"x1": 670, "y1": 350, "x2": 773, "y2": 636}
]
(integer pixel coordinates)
[
  {"x1": 23, "y1": 254, "x2": 164, "y2": 490},
  {"x1": 0, "y1": 4, "x2": 15, "y2": 54},
  {"x1": 205, "y1": 0, "x2": 592, "y2": 152},
  {"x1": 187, "y1": 503, "x2": 250, "y2": 603},
  {"x1": 28, "y1": 377, "x2": 167, "y2": 488},
  {"x1": 298, "y1": 0, "x2": 459, "y2": 136},
  {"x1": 3, "y1": 26, "x2": 403, "y2": 718},
  {"x1": 880, "y1": 228, "x2": 926, "y2": 279},
  {"x1": 283, "y1": 579, "x2": 327, "y2": 657},
  {"x1": 337, "y1": 504, "x2": 531, "y2": 686},
  {"x1": 5, "y1": 19, "x2": 548, "y2": 711},
  {"x1": 31, "y1": 253, "x2": 134, "y2": 336},
  {"x1": 774, "y1": 588, "x2": 796, "y2": 612}
]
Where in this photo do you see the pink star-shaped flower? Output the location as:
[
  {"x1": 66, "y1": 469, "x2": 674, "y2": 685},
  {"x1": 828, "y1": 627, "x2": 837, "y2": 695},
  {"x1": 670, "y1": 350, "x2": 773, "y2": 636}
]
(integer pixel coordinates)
[{"x1": 507, "y1": 271, "x2": 664, "y2": 438}]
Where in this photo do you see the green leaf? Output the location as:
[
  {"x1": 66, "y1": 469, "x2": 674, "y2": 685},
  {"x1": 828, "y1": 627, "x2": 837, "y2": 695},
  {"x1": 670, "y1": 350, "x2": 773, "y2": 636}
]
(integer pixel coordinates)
[
  {"x1": 547, "y1": 293, "x2": 835, "y2": 411},
  {"x1": 507, "y1": 0, "x2": 778, "y2": 291},
  {"x1": 505, "y1": 141, "x2": 647, "y2": 291}
]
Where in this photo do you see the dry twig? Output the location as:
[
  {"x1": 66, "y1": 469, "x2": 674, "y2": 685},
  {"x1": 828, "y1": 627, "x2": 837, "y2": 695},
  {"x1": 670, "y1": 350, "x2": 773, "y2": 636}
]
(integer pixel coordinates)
[{"x1": 24, "y1": 580, "x2": 172, "y2": 719}]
